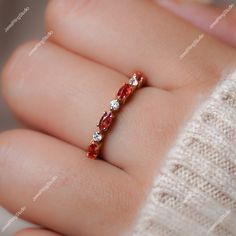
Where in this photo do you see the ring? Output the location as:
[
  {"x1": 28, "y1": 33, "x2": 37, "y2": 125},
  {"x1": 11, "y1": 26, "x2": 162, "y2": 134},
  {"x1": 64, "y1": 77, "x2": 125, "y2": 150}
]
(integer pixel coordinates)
[{"x1": 87, "y1": 72, "x2": 146, "y2": 159}]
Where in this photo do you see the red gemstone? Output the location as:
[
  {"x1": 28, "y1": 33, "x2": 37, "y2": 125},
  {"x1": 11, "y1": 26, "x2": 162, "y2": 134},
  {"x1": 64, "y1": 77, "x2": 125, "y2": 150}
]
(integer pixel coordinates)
[
  {"x1": 117, "y1": 84, "x2": 133, "y2": 102},
  {"x1": 87, "y1": 143, "x2": 100, "y2": 159},
  {"x1": 98, "y1": 111, "x2": 114, "y2": 131}
]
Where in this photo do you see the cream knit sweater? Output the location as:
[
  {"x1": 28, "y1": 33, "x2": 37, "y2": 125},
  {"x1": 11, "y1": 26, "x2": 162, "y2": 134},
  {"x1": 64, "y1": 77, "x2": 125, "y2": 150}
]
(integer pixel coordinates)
[{"x1": 134, "y1": 71, "x2": 236, "y2": 236}]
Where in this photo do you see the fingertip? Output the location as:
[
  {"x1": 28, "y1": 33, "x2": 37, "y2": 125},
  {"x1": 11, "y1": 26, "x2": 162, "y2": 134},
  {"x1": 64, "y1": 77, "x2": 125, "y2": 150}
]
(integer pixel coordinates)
[{"x1": 1, "y1": 41, "x2": 39, "y2": 107}]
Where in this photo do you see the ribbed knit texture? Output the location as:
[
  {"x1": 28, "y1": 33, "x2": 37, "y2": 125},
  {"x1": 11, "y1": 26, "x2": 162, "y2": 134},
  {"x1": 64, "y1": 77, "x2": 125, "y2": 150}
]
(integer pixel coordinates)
[{"x1": 133, "y1": 71, "x2": 236, "y2": 236}]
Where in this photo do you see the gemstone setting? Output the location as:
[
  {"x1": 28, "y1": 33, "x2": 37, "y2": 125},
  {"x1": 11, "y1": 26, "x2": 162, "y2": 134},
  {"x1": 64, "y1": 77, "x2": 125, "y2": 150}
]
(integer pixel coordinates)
[
  {"x1": 110, "y1": 99, "x2": 120, "y2": 111},
  {"x1": 98, "y1": 111, "x2": 114, "y2": 131},
  {"x1": 93, "y1": 131, "x2": 103, "y2": 142},
  {"x1": 87, "y1": 143, "x2": 100, "y2": 159},
  {"x1": 87, "y1": 72, "x2": 146, "y2": 160},
  {"x1": 129, "y1": 76, "x2": 139, "y2": 87},
  {"x1": 117, "y1": 84, "x2": 133, "y2": 103},
  {"x1": 130, "y1": 72, "x2": 145, "y2": 88}
]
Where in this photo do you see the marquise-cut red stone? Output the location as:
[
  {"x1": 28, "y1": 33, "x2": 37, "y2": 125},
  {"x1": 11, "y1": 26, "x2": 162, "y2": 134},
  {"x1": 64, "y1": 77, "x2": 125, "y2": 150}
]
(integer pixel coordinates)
[
  {"x1": 87, "y1": 143, "x2": 100, "y2": 159},
  {"x1": 98, "y1": 111, "x2": 114, "y2": 131},
  {"x1": 117, "y1": 84, "x2": 133, "y2": 102}
]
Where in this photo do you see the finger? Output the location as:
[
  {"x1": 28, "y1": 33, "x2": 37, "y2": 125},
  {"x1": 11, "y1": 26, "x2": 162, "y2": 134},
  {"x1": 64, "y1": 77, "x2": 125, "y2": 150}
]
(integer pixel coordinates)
[
  {"x1": 45, "y1": 0, "x2": 236, "y2": 90},
  {"x1": 1, "y1": 41, "x2": 124, "y2": 157},
  {"x1": 1, "y1": 41, "x2": 176, "y2": 183},
  {"x1": 157, "y1": 1, "x2": 236, "y2": 47},
  {"x1": 15, "y1": 228, "x2": 62, "y2": 236},
  {"x1": 0, "y1": 129, "x2": 142, "y2": 236}
]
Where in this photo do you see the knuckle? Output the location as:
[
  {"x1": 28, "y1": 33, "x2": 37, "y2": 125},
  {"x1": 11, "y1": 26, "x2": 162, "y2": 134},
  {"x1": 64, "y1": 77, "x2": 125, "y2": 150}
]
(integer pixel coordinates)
[
  {"x1": 1, "y1": 41, "x2": 40, "y2": 105},
  {"x1": 0, "y1": 129, "x2": 25, "y2": 168}
]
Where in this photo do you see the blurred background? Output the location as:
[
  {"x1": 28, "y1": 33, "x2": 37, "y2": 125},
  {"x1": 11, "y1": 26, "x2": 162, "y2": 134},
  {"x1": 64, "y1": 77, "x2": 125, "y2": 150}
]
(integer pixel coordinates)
[
  {"x1": 0, "y1": 1, "x2": 47, "y2": 235},
  {"x1": 0, "y1": 0, "x2": 47, "y2": 132}
]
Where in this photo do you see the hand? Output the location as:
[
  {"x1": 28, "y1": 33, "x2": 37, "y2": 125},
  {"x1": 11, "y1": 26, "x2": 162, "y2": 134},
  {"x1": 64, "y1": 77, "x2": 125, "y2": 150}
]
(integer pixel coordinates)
[{"x1": 1, "y1": 0, "x2": 236, "y2": 235}]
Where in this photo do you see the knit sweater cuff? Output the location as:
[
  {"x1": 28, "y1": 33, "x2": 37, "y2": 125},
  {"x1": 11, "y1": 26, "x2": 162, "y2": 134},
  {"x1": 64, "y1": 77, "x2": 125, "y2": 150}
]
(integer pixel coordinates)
[{"x1": 133, "y1": 71, "x2": 236, "y2": 236}]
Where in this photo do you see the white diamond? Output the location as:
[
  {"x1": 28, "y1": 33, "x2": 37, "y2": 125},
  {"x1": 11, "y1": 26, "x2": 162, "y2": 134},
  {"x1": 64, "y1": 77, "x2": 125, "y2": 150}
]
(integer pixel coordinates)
[
  {"x1": 129, "y1": 76, "x2": 139, "y2": 86},
  {"x1": 110, "y1": 99, "x2": 120, "y2": 111},
  {"x1": 93, "y1": 132, "x2": 103, "y2": 142}
]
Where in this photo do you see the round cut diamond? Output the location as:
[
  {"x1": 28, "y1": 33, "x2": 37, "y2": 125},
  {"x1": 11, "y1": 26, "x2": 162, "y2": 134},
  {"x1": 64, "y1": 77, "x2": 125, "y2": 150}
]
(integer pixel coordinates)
[
  {"x1": 110, "y1": 99, "x2": 120, "y2": 111},
  {"x1": 117, "y1": 84, "x2": 133, "y2": 103},
  {"x1": 93, "y1": 132, "x2": 103, "y2": 142},
  {"x1": 129, "y1": 76, "x2": 139, "y2": 86}
]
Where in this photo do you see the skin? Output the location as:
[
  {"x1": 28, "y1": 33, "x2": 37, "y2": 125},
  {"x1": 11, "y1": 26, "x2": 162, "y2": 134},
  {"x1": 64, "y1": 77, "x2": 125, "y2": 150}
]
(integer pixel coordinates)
[
  {"x1": 0, "y1": 0, "x2": 236, "y2": 235},
  {"x1": 157, "y1": 0, "x2": 236, "y2": 47}
]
